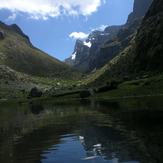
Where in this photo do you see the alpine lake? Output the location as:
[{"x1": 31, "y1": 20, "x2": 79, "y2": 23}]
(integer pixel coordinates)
[{"x1": 0, "y1": 96, "x2": 163, "y2": 163}]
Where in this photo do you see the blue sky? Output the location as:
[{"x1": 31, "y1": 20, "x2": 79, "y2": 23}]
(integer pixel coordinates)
[{"x1": 0, "y1": 0, "x2": 134, "y2": 61}]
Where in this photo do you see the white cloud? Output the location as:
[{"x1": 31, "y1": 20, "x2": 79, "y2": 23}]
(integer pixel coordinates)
[
  {"x1": 91, "y1": 24, "x2": 108, "y2": 31},
  {"x1": 0, "y1": 0, "x2": 106, "y2": 20},
  {"x1": 7, "y1": 12, "x2": 17, "y2": 21},
  {"x1": 69, "y1": 32, "x2": 89, "y2": 39}
]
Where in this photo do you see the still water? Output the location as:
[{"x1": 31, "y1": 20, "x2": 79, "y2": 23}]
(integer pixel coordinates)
[{"x1": 0, "y1": 97, "x2": 163, "y2": 163}]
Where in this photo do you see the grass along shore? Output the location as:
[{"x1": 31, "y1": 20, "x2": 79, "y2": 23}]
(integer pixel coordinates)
[{"x1": 1, "y1": 74, "x2": 163, "y2": 106}]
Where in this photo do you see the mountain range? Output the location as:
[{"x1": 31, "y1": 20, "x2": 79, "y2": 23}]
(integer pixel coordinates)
[
  {"x1": 65, "y1": 0, "x2": 154, "y2": 74},
  {"x1": 0, "y1": 0, "x2": 163, "y2": 97},
  {"x1": 84, "y1": 0, "x2": 163, "y2": 86},
  {"x1": 65, "y1": 25, "x2": 123, "y2": 72}
]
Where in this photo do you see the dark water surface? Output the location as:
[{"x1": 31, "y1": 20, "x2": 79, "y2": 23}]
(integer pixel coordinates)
[{"x1": 0, "y1": 97, "x2": 163, "y2": 163}]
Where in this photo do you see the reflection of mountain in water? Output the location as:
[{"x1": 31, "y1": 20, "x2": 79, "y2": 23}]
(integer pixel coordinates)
[
  {"x1": 78, "y1": 120, "x2": 140, "y2": 162},
  {"x1": 0, "y1": 98, "x2": 163, "y2": 163}
]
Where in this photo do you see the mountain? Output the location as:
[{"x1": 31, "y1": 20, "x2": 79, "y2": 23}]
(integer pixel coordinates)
[
  {"x1": 65, "y1": 25, "x2": 123, "y2": 72},
  {"x1": 84, "y1": 0, "x2": 162, "y2": 86},
  {"x1": 0, "y1": 21, "x2": 79, "y2": 79},
  {"x1": 65, "y1": 0, "x2": 154, "y2": 73},
  {"x1": 99, "y1": 18, "x2": 141, "y2": 69},
  {"x1": 127, "y1": 0, "x2": 154, "y2": 23}
]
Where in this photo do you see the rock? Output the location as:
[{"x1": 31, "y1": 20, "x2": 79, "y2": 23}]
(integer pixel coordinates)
[
  {"x1": 28, "y1": 87, "x2": 42, "y2": 99},
  {"x1": 123, "y1": 76, "x2": 130, "y2": 81},
  {"x1": 80, "y1": 90, "x2": 91, "y2": 98},
  {"x1": 9, "y1": 95, "x2": 17, "y2": 99},
  {"x1": 132, "y1": 0, "x2": 163, "y2": 72},
  {"x1": 142, "y1": 75, "x2": 149, "y2": 79},
  {"x1": 57, "y1": 82, "x2": 61, "y2": 86},
  {"x1": 65, "y1": 0, "x2": 154, "y2": 74},
  {"x1": 0, "y1": 31, "x2": 5, "y2": 39},
  {"x1": 65, "y1": 85, "x2": 73, "y2": 90},
  {"x1": 64, "y1": 26, "x2": 122, "y2": 72},
  {"x1": 80, "y1": 89, "x2": 97, "y2": 98},
  {"x1": 42, "y1": 89, "x2": 47, "y2": 94},
  {"x1": 127, "y1": 0, "x2": 154, "y2": 23},
  {"x1": 20, "y1": 89, "x2": 26, "y2": 94}
]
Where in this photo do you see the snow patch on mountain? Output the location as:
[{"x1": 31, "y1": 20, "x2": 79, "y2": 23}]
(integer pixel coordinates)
[
  {"x1": 83, "y1": 41, "x2": 92, "y2": 48},
  {"x1": 71, "y1": 52, "x2": 76, "y2": 60}
]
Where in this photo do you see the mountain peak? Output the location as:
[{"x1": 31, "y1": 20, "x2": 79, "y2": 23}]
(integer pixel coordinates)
[
  {"x1": 127, "y1": 0, "x2": 154, "y2": 23},
  {"x1": 0, "y1": 20, "x2": 80, "y2": 79},
  {"x1": 65, "y1": 25, "x2": 122, "y2": 72},
  {"x1": 0, "y1": 21, "x2": 30, "y2": 41},
  {"x1": 10, "y1": 24, "x2": 29, "y2": 40}
]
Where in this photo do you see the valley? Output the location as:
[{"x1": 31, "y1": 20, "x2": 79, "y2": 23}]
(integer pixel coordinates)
[
  {"x1": 0, "y1": 0, "x2": 163, "y2": 102},
  {"x1": 0, "y1": 1, "x2": 163, "y2": 162}
]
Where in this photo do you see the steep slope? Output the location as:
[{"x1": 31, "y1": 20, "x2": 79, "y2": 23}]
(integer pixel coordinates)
[
  {"x1": 0, "y1": 21, "x2": 79, "y2": 79},
  {"x1": 85, "y1": 0, "x2": 163, "y2": 86},
  {"x1": 0, "y1": 65, "x2": 36, "y2": 98},
  {"x1": 65, "y1": 0, "x2": 154, "y2": 73},
  {"x1": 94, "y1": 0, "x2": 154, "y2": 74},
  {"x1": 133, "y1": 0, "x2": 163, "y2": 71},
  {"x1": 99, "y1": 18, "x2": 141, "y2": 69},
  {"x1": 65, "y1": 26, "x2": 122, "y2": 72},
  {"x1": 127, "y1": 0, "x2": 154, "y2": 23}
]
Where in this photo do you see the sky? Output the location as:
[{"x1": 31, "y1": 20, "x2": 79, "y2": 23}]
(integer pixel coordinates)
[{"x1": 0, "y1": 0, "x2": 134, "y2": 61}]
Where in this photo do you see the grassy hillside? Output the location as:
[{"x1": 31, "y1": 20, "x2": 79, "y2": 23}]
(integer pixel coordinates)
[
  {"x1": 90, "y1": 74, "x2": 163, "y2": 99},
  {"x1": 0, "y1": 22, "x2": 80, "y2": 79},
  {"x1": 0, "y1": 65, "x2": 81, "y2": 99}
]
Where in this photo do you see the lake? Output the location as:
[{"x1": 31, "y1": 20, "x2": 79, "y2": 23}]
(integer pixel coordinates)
[{"x1": 0, "y1": 96, "x2": 163, "y2": 163}]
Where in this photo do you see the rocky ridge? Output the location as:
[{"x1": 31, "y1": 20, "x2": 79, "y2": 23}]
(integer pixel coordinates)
[
  {"x1": 65, "y1": 0, "x2": 154, "y2": 73},
  {"x1": 65, "y1": 26, "x2": 122, "y2": 72},
  {"x1": 0, "y1": 21, "x2": 80, "y2": 79},
  {"x1": 127, "y1": 0, "x2": 154, "y2": 23},
  {"x1": 85, "y1": 0, "x2": 162, "y2": 86}
]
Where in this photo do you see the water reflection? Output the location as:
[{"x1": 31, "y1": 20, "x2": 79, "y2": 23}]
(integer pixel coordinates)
[
  {"x1": 30, "y1": 103, "x2": 44, "y2": 115},
  {"x1": 0, "y1": 96, "x2": 163, "y2": 162}
]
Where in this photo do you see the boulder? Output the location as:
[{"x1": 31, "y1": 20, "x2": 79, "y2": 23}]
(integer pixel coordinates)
[
  {"x1": 80, "y1": 89, "x2": 97, "y2": 98},
  {"x1": 28, "y1": 87, "x2": 42, "y2": 99},
  {"x1": 0, "y1": 31, "x2": 5, "y2": 39}
]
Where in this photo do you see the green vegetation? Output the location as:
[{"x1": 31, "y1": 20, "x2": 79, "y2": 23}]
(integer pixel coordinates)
[
  {"x1": 0, "y1": 67, "x2": 82, "y2": 100},
  {"x1": 2, "y1": 73, "x2": 163, "y2": 105},
  {"x1": 0, "y1": 22, "x2": 81, "y2": 79},
  {"x1": 89, "y1": 74, "x2": 163, "y2": 99},
  {"x1": 0, "y1": 22, "x2": 84, "y2": 100}
]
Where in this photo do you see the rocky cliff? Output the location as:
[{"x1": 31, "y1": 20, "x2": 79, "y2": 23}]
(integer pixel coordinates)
[
  {"x1": 65, "y1": 0, "x2": 153, "y2": 73},
  {"x1": 85, "y1": 0, "x2": 163, "y2": 86},
  {"x1": 93, "y1": 0, "x2": 154, "y2": 74},
  {"x1": 127, "y1": 0, "x2": 154, "y2": 23},
  {"x1": 132, "y1": 0, "x2": 163, "y2": 71},
  {"x1": 65, "y1": 26, "x2": 122, "y2": 72}
]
